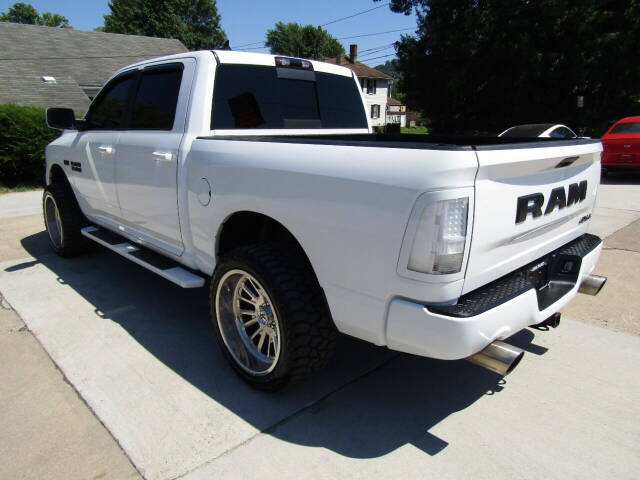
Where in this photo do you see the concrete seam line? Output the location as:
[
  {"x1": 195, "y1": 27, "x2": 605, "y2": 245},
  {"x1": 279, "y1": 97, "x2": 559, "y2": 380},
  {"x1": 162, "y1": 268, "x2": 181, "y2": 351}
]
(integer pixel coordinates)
[
  {"x1": 172, "y1": 352, "x2": 404, "y2": 480},
  {"x1": 603, "y1": 246, "x2": 640, "y2": 254},
  {"x1": 4, "y1": 296, "x2": 146, "y2": 480},
  {"x1": 601, "y1": 220, "x2": 640, "y2": 241}
]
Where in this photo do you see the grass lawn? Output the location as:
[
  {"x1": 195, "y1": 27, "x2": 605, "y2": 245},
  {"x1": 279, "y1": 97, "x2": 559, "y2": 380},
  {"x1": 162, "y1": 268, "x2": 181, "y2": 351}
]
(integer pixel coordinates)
[
  {"x1": 0, "y1": 184, "x2": 41, "y2": 195},
  {"x1": 401, "y1": 126, "x2": 429, "y2": 134}
]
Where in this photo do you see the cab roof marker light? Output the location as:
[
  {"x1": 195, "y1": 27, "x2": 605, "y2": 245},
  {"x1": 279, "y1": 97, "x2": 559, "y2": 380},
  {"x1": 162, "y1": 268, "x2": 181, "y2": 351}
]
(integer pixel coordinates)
[{"x1": 275, "y1": 56, "x2": 314, "y2": 70}]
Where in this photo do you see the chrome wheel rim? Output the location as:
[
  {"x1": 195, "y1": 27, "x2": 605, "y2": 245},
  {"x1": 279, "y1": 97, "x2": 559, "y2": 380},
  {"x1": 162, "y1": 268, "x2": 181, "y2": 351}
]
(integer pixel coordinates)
[
  {"x1": 215, "y1": 269, "x2": 281, "y2": 375},
  {"x1": 44, "y1": 193, "x2": 63, "y2": 249}
]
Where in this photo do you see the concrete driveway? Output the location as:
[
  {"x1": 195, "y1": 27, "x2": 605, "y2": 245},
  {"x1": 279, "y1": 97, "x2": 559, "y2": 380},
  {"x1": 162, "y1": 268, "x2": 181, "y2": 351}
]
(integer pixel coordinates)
[{"x1": 1, "y1": 175, "x2": 639, "y2": 480}]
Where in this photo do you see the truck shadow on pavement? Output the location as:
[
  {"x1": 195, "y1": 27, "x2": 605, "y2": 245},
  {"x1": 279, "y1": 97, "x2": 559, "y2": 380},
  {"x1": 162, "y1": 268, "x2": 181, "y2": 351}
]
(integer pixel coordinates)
[{"x1": 16, "y1": 230, "x2": 547, "y2": 459}]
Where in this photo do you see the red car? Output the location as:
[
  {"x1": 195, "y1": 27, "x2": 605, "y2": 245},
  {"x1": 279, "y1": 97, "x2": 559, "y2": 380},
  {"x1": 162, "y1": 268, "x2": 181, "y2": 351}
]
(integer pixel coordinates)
[{"x1": 601, "y1": 116, "x2": 640, "y2": 175}]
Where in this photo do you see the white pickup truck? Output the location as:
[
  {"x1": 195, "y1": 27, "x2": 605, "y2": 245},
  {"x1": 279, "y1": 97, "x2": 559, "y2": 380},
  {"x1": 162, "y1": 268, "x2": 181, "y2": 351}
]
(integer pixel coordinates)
[{"x1": 44, "y1": 50, "x2": 606, "y2": 390}]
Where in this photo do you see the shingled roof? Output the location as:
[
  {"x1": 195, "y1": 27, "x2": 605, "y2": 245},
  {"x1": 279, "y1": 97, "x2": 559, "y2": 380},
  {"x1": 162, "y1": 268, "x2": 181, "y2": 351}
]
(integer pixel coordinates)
[
  {"x1": 0, "y1": 22, "x2": 187, "y2": 115},
  {"x1": 322, "y1": 53, "x2": 392, "y2": 80},
  {"x1": 0, "y1": 75, "x2": 90, "y2": 116},
  {"x1": 0, "y1": 22, "x2": 187, "y2": 87}
]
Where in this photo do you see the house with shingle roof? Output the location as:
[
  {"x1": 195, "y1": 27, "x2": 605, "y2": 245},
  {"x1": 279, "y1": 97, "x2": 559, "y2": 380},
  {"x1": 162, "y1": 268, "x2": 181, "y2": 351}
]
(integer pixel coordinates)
[
  {"x1": 0, "y1": 22, "x2": 187, "y2": 116},
  {"x1": 323, "y1": 44, "x2": 393, "y2": 128}
]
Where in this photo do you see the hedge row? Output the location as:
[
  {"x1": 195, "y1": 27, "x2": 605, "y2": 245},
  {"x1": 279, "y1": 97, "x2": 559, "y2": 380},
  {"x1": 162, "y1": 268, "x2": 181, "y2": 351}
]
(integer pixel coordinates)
[{"x1": 0, "y1": 104, "x2": 60, "y2": 187}]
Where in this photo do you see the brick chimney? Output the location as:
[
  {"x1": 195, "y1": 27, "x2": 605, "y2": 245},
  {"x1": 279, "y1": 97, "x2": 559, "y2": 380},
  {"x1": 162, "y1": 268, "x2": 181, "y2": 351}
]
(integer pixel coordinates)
[{"x1": 349, "y1": 44, "x2": 357, "y2": 63}]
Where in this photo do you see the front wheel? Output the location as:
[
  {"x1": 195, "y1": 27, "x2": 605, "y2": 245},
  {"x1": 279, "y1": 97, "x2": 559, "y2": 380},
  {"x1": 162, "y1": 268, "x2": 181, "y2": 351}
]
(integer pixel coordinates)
[
  {"x1": 43, "y1": 183, "x2": 87, "y2": 257},
  {"x1": 210, "y1": 244, "x2": 337, "y2": 391}
]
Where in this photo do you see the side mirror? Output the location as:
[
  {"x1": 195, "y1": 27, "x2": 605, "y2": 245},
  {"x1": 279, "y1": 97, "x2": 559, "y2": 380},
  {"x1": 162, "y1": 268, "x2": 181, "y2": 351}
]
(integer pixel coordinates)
[{"x1": 46, "y1": 107, "x2": 76, "y2": 130}]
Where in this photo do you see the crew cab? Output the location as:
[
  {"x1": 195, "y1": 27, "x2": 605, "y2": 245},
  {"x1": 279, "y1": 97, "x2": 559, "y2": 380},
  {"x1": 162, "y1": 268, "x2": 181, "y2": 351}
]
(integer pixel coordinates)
[{"x1": 44, "y1": 50, "x2": 606, "y2": 390}]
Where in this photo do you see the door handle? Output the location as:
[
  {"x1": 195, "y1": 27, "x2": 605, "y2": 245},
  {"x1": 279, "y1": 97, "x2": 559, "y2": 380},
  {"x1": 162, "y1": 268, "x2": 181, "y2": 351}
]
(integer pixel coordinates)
[
  {"x1": 97, "y1": 145, "x2": 114, "y2": 154},
  {"x1": 152, "y1": 151, "x2": 173, "y2": 162}
]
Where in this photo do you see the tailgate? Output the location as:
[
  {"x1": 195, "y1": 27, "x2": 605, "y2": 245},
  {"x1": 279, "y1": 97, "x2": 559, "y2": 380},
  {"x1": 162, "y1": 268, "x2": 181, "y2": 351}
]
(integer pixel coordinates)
[{"x1": 463, "y1": 140, "x2": 602, "y2": 294}]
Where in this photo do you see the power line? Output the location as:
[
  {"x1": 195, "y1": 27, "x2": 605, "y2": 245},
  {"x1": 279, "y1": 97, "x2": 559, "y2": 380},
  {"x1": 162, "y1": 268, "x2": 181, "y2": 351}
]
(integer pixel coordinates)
[
  {"x1": 234, "y1": 40, "x2": 266, "y2": 48},
  {"x1": 358, "y1": 42, "x2": 395, "y2": 53},
  {"x1": 336, "y1": 27, "x2": 414, "y2": 40},
  {"x1": 358, "y1": 46, "x2": 395, "y2": 57},
  {"x1": 321, "y1": 3, "x2": 390, "y2": 27},
  {"x1": 234, "y1": 26, "x2": 414, "y2": 50},
  {"x1": 358, "y1": 52, "x2": 397, "y2": 63}
]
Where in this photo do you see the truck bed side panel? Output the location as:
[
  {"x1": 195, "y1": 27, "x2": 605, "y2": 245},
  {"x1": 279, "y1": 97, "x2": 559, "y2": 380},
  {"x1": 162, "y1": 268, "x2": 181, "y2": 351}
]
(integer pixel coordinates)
[{"x1": 185, "y1": 138, "x2": 478, "y2": 344}]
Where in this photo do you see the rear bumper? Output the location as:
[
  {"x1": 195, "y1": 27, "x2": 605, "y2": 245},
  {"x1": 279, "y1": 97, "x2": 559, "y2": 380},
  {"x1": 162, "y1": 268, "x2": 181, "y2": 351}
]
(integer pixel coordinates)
[
  {"x1": 602, "y1": 153, "x2": 639, "y2": 167},
  {"x1": 385, "y1": 234, "x2": 603, "y2": 360}
]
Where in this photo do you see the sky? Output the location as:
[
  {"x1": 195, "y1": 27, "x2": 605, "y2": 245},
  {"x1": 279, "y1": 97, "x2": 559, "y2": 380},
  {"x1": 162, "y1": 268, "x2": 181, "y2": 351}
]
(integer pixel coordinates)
[{"x1": 0, "y1": 0, "x2": 419, "y2": 66}]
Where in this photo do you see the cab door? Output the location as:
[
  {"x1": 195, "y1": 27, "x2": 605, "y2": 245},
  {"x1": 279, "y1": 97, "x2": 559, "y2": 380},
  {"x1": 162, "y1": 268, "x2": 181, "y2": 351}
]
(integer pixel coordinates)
[
  {"x1": 70, "y1": 72, "x2": 136, "y2": 223},
  {"x1": 115, "y1": 60, "x2": 194, "y2": 256}
]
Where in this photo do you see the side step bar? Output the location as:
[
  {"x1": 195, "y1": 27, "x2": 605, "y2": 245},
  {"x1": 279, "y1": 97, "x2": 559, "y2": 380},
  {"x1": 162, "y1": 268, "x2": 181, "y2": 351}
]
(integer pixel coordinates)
[{"x1": 81, "y1": 226, "x2": 205, "y2": 288}]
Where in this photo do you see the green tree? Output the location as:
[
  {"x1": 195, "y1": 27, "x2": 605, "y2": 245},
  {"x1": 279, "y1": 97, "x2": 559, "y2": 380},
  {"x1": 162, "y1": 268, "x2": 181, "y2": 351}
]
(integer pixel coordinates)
[
  {"x1": 380, "y1": 0, "x2": 640, "y2": 135},
  {"x1": 0, "y1": 2, "x2": 68, "y2": 27},
  {"x1": 265, "y1": 22, "x2": 344, "y2": 60},
  {"x1": 103, "y1": 0, "x2": 227, "y2": 50}
]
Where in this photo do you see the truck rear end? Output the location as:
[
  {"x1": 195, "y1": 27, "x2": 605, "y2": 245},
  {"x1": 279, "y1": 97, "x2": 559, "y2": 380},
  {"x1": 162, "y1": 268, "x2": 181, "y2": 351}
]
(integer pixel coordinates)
[{"x1": 385, "y1": 138, "x2": 605, "y2": 373}]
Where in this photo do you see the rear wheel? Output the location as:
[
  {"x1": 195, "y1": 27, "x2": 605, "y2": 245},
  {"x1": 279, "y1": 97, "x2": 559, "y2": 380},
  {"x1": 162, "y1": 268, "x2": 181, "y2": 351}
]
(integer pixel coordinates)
[
  {"x1": 211, "y1": 244, "x2": 337, "y2": 391},
  {"x1": 43, "y1": 183, "x2": 87, "y2": 257}
]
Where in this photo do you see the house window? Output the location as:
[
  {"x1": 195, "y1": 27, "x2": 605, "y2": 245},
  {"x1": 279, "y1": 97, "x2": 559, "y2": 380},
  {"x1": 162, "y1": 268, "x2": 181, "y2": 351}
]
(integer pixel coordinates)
[
  {"x1": 366, "y1": 79, "x2": 376, "y2": 95},
  {"x1": 371, "y1": 104, "x2": 380, "y2": 119}
]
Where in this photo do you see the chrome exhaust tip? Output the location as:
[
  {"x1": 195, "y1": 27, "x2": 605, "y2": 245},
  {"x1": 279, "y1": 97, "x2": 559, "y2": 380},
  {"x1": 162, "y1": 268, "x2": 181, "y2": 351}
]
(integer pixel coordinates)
[
  {"x1": 466, "y1": 340, "x2": 524, "y2": 376},
  {"x1": 578, "y1": 274, "x2": 607, "y2": 296}
]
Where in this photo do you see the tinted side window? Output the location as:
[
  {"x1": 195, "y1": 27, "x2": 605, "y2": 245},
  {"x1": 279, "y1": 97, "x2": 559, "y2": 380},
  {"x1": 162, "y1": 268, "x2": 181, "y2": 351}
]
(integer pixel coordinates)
[
  {"x1": 87, "y1": 74, "x2": 134, "y2": 130},
  {"x1": 131, "y1": 67, "x2": 183, "y2": 130}
]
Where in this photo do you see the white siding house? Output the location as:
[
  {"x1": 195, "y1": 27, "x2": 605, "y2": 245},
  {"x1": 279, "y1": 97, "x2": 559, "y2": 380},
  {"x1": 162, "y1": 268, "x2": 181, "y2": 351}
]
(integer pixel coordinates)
[
  {"x1": 357, "y1": 77, "x2": 391, "y2": 127},
  {"x1": 323, "y1": 45, "x2": 393, "y2": 128}
]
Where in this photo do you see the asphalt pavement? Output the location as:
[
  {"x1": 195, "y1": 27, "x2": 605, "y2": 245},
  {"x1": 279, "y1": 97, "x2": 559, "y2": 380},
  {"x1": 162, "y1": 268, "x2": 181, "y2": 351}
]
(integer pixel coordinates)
[{"x1": 1, "y1": 174, "x2": 639, "y2": 480}]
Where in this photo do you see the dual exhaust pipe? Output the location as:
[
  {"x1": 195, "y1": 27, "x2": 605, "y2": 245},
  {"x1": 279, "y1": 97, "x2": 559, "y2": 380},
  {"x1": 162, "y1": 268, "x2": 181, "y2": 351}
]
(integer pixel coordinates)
[
  {"x1": 578, "y1": 274, "x2": 607, "y2": 296},
  {"x1": 466, "y1": 273, "x2": 607, "y2": 376},
  {"x1": 467, "y1": 341, "x2": 524, "y2": 376}
]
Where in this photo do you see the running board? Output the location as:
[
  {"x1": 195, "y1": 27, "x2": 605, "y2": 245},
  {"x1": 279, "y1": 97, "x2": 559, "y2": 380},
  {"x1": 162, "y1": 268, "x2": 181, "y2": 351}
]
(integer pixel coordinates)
[{"x1": 81, "y1": 226, "x2": 205, "y2": 288}]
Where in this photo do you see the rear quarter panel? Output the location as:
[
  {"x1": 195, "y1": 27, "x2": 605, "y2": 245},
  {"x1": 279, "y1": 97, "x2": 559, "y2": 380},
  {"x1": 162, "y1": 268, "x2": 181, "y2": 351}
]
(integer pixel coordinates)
[{"x1": 184, "y1": 139, "x2": 478, "y2": 344}]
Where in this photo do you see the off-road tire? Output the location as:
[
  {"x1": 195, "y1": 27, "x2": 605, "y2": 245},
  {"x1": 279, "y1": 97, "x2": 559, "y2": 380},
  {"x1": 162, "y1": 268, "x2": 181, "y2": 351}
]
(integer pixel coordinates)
[
  {"x1": 43, "y1": 182, "x2": 88, "y2": 257},
  {"x1": 210, "y1": 244, "x2": 338, "y2": 391}
]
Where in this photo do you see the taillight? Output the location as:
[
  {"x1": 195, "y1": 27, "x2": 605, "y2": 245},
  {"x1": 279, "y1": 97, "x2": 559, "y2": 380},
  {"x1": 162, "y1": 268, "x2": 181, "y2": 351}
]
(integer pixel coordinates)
[
  {"x1": 407, "y1": 196, "x2": 469, "y2": 275},
  {"x1": 275, "y1": 56, "x2": 313, "y2": 70}
]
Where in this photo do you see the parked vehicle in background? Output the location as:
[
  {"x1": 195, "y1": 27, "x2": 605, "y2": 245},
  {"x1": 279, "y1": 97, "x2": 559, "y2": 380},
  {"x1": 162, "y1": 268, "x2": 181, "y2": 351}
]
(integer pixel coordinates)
[
  {"x1": 601, "y1": 116, "x2": 640, "y2": 176},
  {"x1": 499, "y1": 123, "x2": 578, "y2": 139},
  {"x1": 43, "y1": 50, "x2": 606, "y2": 391}
]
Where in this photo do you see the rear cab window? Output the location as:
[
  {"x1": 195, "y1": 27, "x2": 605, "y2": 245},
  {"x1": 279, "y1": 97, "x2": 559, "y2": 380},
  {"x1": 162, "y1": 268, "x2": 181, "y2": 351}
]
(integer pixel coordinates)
[{"x1": 211, "y1": 63, "x2": 367, "y2": 130}]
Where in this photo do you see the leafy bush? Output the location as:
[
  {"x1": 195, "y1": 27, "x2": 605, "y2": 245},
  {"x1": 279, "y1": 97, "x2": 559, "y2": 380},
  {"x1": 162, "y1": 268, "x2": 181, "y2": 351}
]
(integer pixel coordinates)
[{"x1": 0, "y1": 104, "x2": 60, "y2": 187}]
